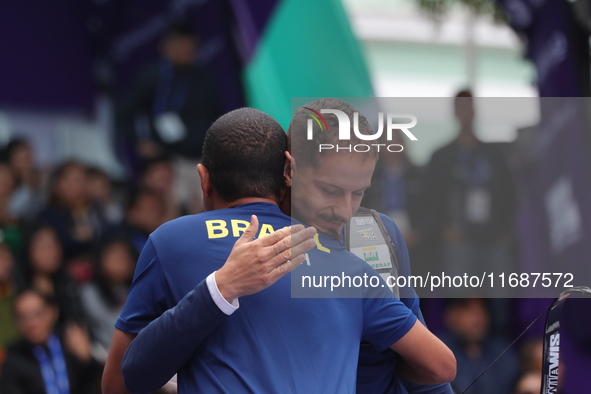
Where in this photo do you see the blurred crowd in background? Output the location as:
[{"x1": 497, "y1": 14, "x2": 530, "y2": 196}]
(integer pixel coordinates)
[
  {"x1": 0, "y1": 27, "x2": 221, "y2": 389},
  {"x1": 0, "y1": 142, "x2": 175, "y2": 392}
]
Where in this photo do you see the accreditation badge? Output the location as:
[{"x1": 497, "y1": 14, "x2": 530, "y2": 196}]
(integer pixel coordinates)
[
  {"x1": 465, "y1": 187, "x2": 491, "y2": 223},
  {"x1": 154, "y1": 112, "x2": 187, "y2": 143}
]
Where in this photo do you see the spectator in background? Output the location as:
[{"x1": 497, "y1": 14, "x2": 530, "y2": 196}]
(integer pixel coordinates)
[
  {"x1": 427, "y1": 90, "x2": 516, "y2": 282},
  {"x1": 87, "y1": 167, "x2": 124, "y2": 225},
  {"x1": 426, "y1": 90, "x2": 516, "y2": 341},
  {"x1": 20, "y1": 223, "x2": 86, "y2": 330},
  {"x1": 0, "y1": 289, "x2": 102, "y2": 393},
  {"x1": 0, "y1": 242, "x2": 22, "y2": 367},
  {"x1": 121, "y1": 188, "x2": 166, "y2": 252},
  {"x1": 4, "y1": 138, "x2": 45, "y2": 220},
  {"x1": 441, "y1": 298, "x2": 519, "y2": 393},
  {"x1": 38, "y1": 161, "x2": 108, "y2": 264},
  {"x1": 140, "y1": 155, "x2": 181, "y2": 221},
  {"x1": 117, "y1": 23, "x2": 221, "y2": 215},
  {"x1": 80, "y1": 237, "x2": 137, "y2": 360}
]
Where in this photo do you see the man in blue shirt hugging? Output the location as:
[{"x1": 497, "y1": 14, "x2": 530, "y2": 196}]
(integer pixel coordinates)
[
  {"x1": 286, "y1": 99, "x2": 453, "y2": 394},
  {"x1": 106, "y1": 104, "x2": 455, "y2": 393}
]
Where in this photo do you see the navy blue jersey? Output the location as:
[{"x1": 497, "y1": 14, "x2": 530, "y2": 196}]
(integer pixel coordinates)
[
  {"x1": 356, "y1": 213, "x2": 453, "y2": 394},
  {"x1": 117, "y1": 202, "x2": 416, "y2": 393}
]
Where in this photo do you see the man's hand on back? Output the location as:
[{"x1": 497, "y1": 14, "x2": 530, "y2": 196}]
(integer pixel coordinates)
[{"x1": 215, "y1": 215, "x2": 317, "y2": 302}]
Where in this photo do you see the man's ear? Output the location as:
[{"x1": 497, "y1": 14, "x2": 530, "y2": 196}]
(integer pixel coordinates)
[
  {"x1": 197, "y1": 164, "x2": 213, "y2": 197},
  {"x1": 284, "y1": 151, "x2": 294, "y2": 187}
]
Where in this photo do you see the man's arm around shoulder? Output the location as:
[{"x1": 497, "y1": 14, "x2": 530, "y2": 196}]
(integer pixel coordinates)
[
  {"x1": 115, "y1": 217, "x2": 316, "y2": 393},
  {"x1": 390, "y1": 320, "x2": 456, "y2": 385}
]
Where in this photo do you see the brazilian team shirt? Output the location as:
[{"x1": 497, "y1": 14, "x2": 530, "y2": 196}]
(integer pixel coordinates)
[
  {"x1": 117, "y1": 202, "x2": 417, "y2": 393},
  {"x1": 355, "y1": 213, "x2": 453, "y2": 394}
]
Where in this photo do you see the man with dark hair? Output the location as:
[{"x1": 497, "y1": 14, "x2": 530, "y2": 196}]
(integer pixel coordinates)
[
  {"x1": 103, "y1": 109, "x2": 317, "y2": 394},
  {"x1": 200, "y1": 108, "x2": 287, "y2": 203},
  {"x1": 115, "y1": 106, "x2": 455, "y2": 393}
]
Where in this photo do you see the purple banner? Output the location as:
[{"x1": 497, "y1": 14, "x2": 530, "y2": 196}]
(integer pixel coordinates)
[
  {"x1": 0, "y1": 0, "x2": 248, "y2": 113},
  {"x1": 496, "y1": 0, "x2": 584, "y2": 96},
  {"x1": 0, "y1": 0, "x2": 96, "y2": 112}
]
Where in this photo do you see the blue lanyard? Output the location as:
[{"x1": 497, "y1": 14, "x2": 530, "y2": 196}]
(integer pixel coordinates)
[
  {"x1": 32, "y1": 334, "x2": 71, "y2": 394},
  {"x1": 152, "y1": 61, "x2": 191, "y2": 115}
]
